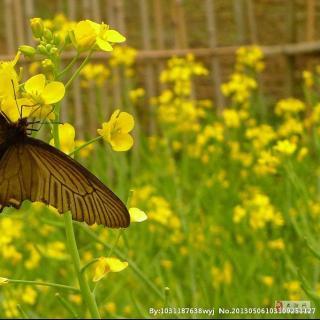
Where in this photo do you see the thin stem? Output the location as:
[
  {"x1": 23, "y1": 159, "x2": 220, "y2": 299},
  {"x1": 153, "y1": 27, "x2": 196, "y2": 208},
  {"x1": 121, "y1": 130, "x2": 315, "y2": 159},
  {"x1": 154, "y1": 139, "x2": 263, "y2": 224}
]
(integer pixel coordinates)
[
  {"x1": 8, "y1": 279, "x2": 79, "y2": 292},
  {"x1": 58, "y1": 53, "x2": 80, "y2": 79},
  {"x1": 80, "y1": 258, "x2": 100, "y2": 275},
  {"x1": 17, "y1": 304, "x2": 29, "y2": 319},
  {"x1": 55, "y1": 293, "x2": 79, "y2": 319},
  {"x1": 108, "y1": 230, "x2": 123, "y2": 257},
  {"x1": 64, "y1": 214, "x2": 101, "y2": 318},
  {"x1": 68, "y1": 136, "x2": 102, "y2": 157},
  {"x1": 65, "y1": 48, "x2": 94, "y2": 90}
]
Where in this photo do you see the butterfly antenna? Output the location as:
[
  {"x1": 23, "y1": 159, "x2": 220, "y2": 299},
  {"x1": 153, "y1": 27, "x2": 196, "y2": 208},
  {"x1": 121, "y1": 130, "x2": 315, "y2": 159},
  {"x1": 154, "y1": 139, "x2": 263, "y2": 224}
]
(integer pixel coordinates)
[
  {"x1": 0, "y1": 111, "x2": 11, "y2": 124},
  {"x1": 11, "y1": 80, "x2": 21, "y2": 119}
]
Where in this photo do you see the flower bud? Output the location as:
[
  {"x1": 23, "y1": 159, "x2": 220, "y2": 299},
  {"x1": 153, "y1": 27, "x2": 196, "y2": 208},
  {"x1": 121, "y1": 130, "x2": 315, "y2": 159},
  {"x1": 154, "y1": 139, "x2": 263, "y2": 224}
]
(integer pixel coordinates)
[
  {"x1": 19, "y1": 45, "x2": 36, "y2": 57},
  {"x1": 45, "y1": 44, "x2": 52, "y2": 52},
  {"x1": 43, "y1": 29, "x2": 53, "y2": 42},
  {"x1": 30, "y1": 18, "x2": 44, "y2": 38},
  {"x1": 37, "y1": 44, "x2": 47, "y2": 55},
  {"x1": 50, "y1": 47, "x2": 58, "y2": 56}
]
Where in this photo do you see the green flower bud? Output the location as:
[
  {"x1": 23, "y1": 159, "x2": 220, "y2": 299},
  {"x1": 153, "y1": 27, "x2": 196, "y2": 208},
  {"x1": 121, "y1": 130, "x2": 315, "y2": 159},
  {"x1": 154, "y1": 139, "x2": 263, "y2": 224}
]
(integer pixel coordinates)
[
  {"x1": 53, "y1": 34, "x2": 61, "y2": 46},
  {"x1": 30, "y1": 18, "x2": 44, "y2": 38},
  {"x1": 45, "y1": 44, "x2": 52, "y2": 52},
  {"x1": 50, "y1": 47, "x2": 58, "y2": 56},
  {"x1": 43, "y1": 29, "x2": 53, "y2": 42},
  {"x1": 19, "y1": 45, "x2": 36, "y2": 57},
  {"x1": 37, "y1": 44, "x2": 47, "y2": 55}
]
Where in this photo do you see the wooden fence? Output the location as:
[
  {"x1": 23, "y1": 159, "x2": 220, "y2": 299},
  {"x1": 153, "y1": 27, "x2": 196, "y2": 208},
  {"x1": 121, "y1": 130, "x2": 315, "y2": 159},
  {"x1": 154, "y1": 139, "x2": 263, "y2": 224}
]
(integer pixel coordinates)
[{"x1": 1, "y1": 0, "x2": 320, "y2": 136}]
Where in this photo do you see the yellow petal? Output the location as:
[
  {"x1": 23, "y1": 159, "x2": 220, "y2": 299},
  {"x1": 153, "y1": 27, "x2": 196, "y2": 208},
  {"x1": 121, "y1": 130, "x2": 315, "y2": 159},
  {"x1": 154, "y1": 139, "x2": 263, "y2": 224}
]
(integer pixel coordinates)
[
  {"x1": 93, "y1": 257, "x2": 128, "y2": 282},
  {"x1": 0, "y1": 277, "x2": 9, "y2": 285},
  {"x1": 96, "y1": 37, "x2": 113, "y2": 52},
  {"x1": 24, "y1": 74, "x2": 46, "y2": 94},
  {"x1": 110, "y1": 109, "x2": 121, "y2": 122},
  {"x1": 116, "y1": 111, "x2": 134, "y2": 133},
  {"x1": 58, "y1": 123, "x2": 75, "y2": 154},
  {"x1": 42, "y1": 81, "x2": 65, "y2": 104},
  {"x1": 111, "y1": 133, "x2": 133, "y2": 152},
  {"x1": 129, "y1": 208, "x2": 148, "y2": 223},
  {"x1": 74, "y1": 20, "x2": 96, "y2": 51},
  {"x1": 106, "y1": 257, "x2": 128, "y2": 272},
  {"x1": 105, "y1": 30, "x2": 126, "y2": 43},
  {"x1": 97, "y1": 122, "x2": 111, "y2": 142}
]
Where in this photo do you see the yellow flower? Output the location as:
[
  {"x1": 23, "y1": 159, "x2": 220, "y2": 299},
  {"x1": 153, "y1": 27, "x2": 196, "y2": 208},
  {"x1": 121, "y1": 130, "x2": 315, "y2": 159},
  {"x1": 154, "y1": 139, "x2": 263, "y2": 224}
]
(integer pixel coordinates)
[
  {"x1": 93, "y1": 257, "x2": 128, "y2": 282},
  {"x1": 97, "y1": 110, "x2": 134, "y2": 151},
  {"x1": 0, "y1": 277, "x2": 9, "y2": 285},
  {"x1": 22, "y1": 286, "x2": 37, "y2": 305},
  {"x1": 89, "y1": 21, "x2": 126, "y2": 51},
  {"x1": 49, "y1": 123, "x2": 75, "y2": 154},
  {"x1": 75, "y1": 139, "x2": 94, "y2": 158},
  {"x1": 72, "y1": 20, "x2": 126, "y2": 52},
  {"x1": 273, "y1": 139, "x2": 296, "y2": 155},
  {"x1": 24, "y1": 74, "x2": 65, "y2": 105},
  {"x1": 71, "y1": 20, "x2": 97, "y2": 52},
  {"x1": 0, "y1": 52, "x2": 20, "y2": 101},
  {"x1": 129, "y1": 208, "x2": 148, "y2": 222},
  {"x1": 261, "y1": 276, "x2": 274, "y2": 287}
]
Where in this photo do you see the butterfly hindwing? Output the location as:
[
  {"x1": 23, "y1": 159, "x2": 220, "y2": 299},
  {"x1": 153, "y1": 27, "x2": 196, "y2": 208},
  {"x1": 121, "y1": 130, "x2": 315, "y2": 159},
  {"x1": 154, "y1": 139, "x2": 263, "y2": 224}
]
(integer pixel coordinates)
[{"x1": 0, "y1": 137, "x2": 130, "y2": 228}]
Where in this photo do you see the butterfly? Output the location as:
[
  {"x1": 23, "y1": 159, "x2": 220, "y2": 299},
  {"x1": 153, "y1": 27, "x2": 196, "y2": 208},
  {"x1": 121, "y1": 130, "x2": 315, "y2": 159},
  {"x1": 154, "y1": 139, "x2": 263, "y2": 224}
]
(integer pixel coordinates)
[{"x1": 0, "y1": 112, "x2": 130, "y2": 228}]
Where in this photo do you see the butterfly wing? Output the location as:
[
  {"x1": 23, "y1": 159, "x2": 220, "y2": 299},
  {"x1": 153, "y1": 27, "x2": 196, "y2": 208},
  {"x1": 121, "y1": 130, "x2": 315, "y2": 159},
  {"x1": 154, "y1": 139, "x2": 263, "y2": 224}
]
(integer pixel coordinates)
[
  {"x1": 0, "y1": 137, "x2": 130, "y2": 228},
  {"x1": 0, "y1": 112, "x2": 10, "y2": 145}
]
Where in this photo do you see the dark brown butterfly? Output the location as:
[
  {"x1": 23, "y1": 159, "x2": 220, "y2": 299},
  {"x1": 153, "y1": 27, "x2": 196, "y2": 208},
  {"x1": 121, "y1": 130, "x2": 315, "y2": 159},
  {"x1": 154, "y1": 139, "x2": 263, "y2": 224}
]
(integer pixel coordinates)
[{"x1": 0, "y1": 112, "x2": 130, "y2": 228}]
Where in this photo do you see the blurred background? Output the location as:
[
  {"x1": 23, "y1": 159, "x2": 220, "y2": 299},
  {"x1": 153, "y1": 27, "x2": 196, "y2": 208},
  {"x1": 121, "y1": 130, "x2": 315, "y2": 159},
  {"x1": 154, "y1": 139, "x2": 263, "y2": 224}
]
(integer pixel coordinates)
[
  {"x1": 2, "y1": 1, "x2": 320, "y2": 319},
  {"x1": 2, "y1": 0, "x2": 320, "y2": 130}
]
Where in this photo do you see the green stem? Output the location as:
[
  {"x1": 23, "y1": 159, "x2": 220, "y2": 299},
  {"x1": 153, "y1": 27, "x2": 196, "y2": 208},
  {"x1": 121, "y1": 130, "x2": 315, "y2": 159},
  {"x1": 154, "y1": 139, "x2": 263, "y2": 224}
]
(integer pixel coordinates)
[
  {"x1": 80, "y1": 258, "x2": 100, "y2": 275},
  {"x1": 55, "y1": 293, "x2": 79, "y2": 319},
  {"x1": 65, "y1": 49, "x2": 94, "y2": 90},
  {"x1": 68, "y1": 136, "x2": 102, "y2": 157},
  {"x1": 8, "y1": 279, "x2": 79, "y2": 292},
  {"x1": 58, "y1": 53, "x2": 80, "y2": 79},
  {"x1": 17, "y1": 304, "x2": 29, "y2": 319},
  {"x1": 64, "y1": 213, "x2": 101, "y2": 318}
]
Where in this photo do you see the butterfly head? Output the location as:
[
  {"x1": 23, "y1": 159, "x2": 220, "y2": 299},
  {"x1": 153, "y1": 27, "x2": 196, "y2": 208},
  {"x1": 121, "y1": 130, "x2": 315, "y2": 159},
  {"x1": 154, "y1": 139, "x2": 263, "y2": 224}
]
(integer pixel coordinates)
[{"x1": 6, "y1": 117, "x2": 29, "y2": 142}]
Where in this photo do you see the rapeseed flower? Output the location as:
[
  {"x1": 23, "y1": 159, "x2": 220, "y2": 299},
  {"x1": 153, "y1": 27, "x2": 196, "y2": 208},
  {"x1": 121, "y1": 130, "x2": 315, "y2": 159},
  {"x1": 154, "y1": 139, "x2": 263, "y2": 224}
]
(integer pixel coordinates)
[{"x1": 98, "y1": 110, "x2": 134, "y2": 151}]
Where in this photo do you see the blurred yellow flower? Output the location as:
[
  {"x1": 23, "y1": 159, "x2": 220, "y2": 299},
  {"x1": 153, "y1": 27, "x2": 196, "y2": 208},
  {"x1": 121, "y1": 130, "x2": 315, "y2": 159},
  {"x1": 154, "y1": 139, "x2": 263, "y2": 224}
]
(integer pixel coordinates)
[
  {"x1": 273, "y1": 139, "x2": 296, "y2": 155},
  {"x1": 93, "y1": 257, "x2": 128, "y2": 282},
  {"x1": 129, "y1": 208, "x2": 148, "y2": 223},
  {"x1": 75, "y1": 139, "x2": 94, "y2": 158},
  {"x1": 261, "y1": 276, "x2": 274, "y2": 287},
  {"x1": 0, "y1": 277, "x2": 9, "y2": 285},
  {"x1": 50, "y1": 123, "x2": 75, "y2": 154},
  {"x1": 98, "y1": 110, "x2": 134, "y2": 151}
]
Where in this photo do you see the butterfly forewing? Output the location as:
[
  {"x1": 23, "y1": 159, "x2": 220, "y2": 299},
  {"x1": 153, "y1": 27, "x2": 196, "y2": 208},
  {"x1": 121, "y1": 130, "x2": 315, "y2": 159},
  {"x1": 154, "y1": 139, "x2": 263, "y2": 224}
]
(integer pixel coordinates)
[{"x1": 0, "y1": 136, "x2": 130, "y2": 228}]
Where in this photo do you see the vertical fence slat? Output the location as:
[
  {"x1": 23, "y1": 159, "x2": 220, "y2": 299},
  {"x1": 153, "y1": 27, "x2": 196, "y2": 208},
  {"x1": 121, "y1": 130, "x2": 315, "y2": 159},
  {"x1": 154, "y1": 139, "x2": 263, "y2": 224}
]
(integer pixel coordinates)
[
  {"x1": 172, "y1": 0, "x2": 188, "y2": 48},
  {"x1": 25, "y1": 0, "x2": 35, "y2": 44},
  {"x1": 107, "y1": 0, "x2": 122, "y2": 109},
  {"x1": 246, "y1": 0, "x2": 257, "y2": 43},
  {"x1": 13, "y1": 0, "x2": 25, "y2": 46},
  {"x1": 4, "y1": 0, "x2": 15, "y2": 54},
  {"x1": 140, "y1": 0, "x2": 156, "y2": 132},
  {"x1": 306, "y1": 0, "x2": 315, "y2": 42},
  {"x1": 205, "y1": 0, "x2": 224, "y2": 110},
  {"x1": 154, "y1": 0, "x2": 166, "y2": 91},
  {"x1": 286, "y1": 0, "x2": 296, "y2": 96},
  {"x1": 233, "y1": 0, "x2": 246, "y2": 44},
  {"x1": 115, "y1": 0, "x2": 126, "y2": 34}
]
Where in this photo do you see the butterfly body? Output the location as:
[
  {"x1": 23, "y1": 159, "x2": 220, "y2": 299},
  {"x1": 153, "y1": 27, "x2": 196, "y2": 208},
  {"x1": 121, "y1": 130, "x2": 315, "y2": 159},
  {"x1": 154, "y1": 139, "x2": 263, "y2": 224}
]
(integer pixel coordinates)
[{"x1": 0, "y1": 114, "x2": 130, "y2": 228}]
